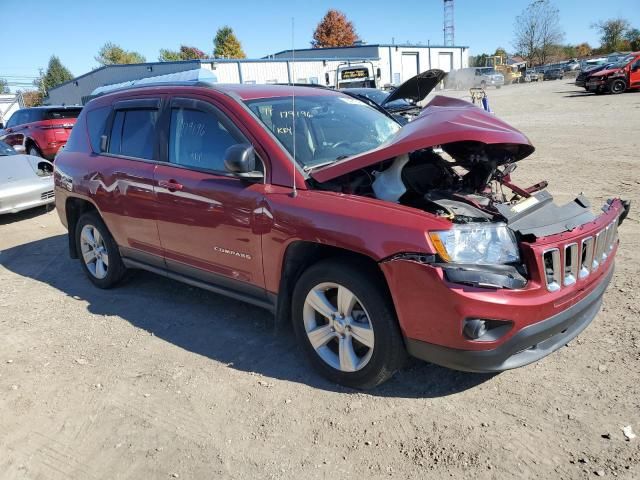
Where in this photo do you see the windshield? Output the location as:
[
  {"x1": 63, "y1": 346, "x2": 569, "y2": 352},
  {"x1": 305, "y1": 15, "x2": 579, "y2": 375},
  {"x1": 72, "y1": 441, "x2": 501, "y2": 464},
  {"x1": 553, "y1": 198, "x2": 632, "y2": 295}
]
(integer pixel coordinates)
[
  {"x1": 244, "y1": 95, "x2": 401, "y2": 169},
  {"x1": 610, "y1": 54, "x2": 635, "y2": 69},
  {"x1": 478, "y1": 68, "x2": 497, "y2": 75},
  {"x1": 0, "y1": 140, "x2": 17, "y2": 156}
]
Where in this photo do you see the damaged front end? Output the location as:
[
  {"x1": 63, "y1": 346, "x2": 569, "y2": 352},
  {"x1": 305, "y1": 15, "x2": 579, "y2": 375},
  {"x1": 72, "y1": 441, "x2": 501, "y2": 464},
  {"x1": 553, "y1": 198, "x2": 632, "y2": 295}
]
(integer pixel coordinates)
[{"x1": 310, "y1": 95, "x2": 631, "y2": 290}]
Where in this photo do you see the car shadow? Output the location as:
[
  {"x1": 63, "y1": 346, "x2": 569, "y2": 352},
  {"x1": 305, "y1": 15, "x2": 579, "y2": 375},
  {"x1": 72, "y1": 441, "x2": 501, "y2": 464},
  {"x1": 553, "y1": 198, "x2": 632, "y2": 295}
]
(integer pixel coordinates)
[
  {"x1": 0, "y1": 205, "x2": 54, "y2": 225},
  {"x1": 0, "y1": 234, "x2": 494, "y2": 398}
]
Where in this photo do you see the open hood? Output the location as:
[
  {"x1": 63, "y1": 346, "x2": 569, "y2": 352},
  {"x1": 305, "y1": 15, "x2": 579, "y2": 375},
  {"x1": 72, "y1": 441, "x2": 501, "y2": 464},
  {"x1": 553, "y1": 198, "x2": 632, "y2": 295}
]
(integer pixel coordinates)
[
  {"x1": 382, "y1": 69, "x2": 447, "y2": 106},
  {"x1": 310, "y1": 95, "x2": 535, "y2": 183}
]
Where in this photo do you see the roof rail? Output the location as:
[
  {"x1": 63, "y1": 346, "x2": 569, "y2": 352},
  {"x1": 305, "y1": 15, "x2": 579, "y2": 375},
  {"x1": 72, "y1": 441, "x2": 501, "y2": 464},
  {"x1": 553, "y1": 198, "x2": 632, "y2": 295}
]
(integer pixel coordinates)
[{"x1": 88, "y1": 68, "x2": 218, "y2": 99}]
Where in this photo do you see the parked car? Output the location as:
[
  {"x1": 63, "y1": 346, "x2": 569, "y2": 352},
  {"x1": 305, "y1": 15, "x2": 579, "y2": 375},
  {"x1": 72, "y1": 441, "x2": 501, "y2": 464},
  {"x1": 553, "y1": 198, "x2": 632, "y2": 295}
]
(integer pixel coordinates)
[
  {"x1": 0, "y1": 140, "x2": 54, "y2": 215},
  {"x1": 341, "y1": 69, "x2": 446, "y2": 124},
  {"x1": 53, "y1": 79, "x2": 629, "y2": 388},
  {"x1": 0, "y1": 105, "x2": 82, "y2": 160},
  {"x1": 575, "y1": 63, "x2": 614, "y2": 90},
  {"x1": 447, "y1": 67, "x2": 504, "y2": 90},
  {"x1": 543, "y1": 68, "x2": 564, "y2": 80},
  {"x1": 524, "y1": 70, "x2": 541, "y2": 82},
  {"x1": 587, "y1": 51, "x2": 640, "y2": 94}
]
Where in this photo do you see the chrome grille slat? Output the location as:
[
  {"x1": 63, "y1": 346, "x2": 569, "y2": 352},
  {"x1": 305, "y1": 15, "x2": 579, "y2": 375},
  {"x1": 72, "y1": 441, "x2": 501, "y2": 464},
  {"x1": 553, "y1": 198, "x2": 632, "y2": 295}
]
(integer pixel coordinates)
[
  {"x1": 41, "y1": 190, "x2": 54, "y2": 200},
  {"x1": 579, "y1": 236, "x2": 594, "y2": 279},
  {"x1": 543, "y1": 248, "x2": 561, "y2": 292},
  {"x1": 563, "y1": 243, "x2": 578, "y2": 286}
]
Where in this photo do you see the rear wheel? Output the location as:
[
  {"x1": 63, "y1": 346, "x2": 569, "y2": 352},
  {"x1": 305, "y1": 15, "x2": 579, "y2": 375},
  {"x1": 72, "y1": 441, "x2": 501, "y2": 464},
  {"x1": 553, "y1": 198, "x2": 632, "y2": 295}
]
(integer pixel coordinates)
[
  {"x1": 75, "y1": 212, "x2": 126, "y2": 288},
  {"x1": 292, "y1": 259, "x2": 406, "y2": 389},
  {"x1": 609, "y1": 79, "x2": 626, "y2": 94}
]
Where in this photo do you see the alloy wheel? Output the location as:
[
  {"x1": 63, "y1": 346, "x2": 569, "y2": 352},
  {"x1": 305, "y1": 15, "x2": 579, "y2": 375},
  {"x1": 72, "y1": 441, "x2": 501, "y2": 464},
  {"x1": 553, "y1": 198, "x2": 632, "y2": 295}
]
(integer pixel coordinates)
[
  {"x1": 303, "y1": 282, "x2": 375, "y2": 373},
  {"x1": 80, "y1": 224, "x2": 109, "y2": 279}
]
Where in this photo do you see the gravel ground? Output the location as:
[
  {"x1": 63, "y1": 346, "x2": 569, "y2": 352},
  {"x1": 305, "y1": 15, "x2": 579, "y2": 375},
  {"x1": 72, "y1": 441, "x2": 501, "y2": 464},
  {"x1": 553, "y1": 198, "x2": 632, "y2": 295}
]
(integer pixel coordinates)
[{"x1": 0, "y1": 80, "x2": 638, "y2": 479}]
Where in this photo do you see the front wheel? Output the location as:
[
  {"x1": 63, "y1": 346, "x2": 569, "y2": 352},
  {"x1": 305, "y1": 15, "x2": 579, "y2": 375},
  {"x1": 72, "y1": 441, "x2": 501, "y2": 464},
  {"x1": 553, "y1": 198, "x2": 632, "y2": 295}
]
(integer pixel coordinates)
[
  {"x1": 75, "y1": 212, "x2": 126, "y2": 288},
  {"x1": 609, "y1": 79, "x2": 626, "y2": 94},
  {"x1": 292, "y1": 259, "x2": 406, "y2": 389}
]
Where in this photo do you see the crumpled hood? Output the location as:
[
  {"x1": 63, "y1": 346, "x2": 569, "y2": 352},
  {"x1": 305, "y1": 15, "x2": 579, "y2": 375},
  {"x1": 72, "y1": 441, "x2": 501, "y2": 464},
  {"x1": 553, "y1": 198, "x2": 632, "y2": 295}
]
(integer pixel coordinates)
[
  {"x1": 590, "y1": 68, "x2": 621, "y2": 78},
  {"x1": 310, "y1": 95, "x2": 535, "y2": 183},
  {"x1": 382, "y1": 69, "x2": 446, "y2": 106}
]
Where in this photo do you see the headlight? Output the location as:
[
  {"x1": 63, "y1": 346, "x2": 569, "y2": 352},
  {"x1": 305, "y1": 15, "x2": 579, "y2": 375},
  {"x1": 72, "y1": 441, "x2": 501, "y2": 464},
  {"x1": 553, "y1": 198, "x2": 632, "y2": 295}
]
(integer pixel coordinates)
[{"x1": 428, "y1": 224, "x2": 520, "y2": 265}]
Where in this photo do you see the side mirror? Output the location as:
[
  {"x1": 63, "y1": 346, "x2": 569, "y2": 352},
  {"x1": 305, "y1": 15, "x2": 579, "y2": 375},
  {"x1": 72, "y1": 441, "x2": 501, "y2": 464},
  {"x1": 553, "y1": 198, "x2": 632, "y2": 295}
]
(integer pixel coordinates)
[
  {"x1": 376, "y1": 68, "x2": 381, "y2": 79},
  {"x1": 224, "y1": 144, "x2": 263, "y2": 180},
  {"x1": 325, "y1": 72, "x2": 330, "y2": 86}
]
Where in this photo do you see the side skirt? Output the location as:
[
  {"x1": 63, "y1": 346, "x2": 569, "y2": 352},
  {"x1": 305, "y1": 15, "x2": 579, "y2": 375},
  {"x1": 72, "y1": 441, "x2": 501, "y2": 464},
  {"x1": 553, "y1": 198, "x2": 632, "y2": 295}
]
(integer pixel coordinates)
[{"x1": 121, "y1": 257, "x2": 276, "y2": 313}]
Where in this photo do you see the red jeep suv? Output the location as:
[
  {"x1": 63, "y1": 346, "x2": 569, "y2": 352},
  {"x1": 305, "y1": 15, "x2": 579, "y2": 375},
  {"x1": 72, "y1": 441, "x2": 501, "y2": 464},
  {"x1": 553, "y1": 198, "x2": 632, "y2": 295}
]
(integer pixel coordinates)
[
  {"x1": 0, "y1": 105, "x2": 82, "y2": 159},
  {"x1": 53, "y1": 77, "x2": 629, "y2": 388}
]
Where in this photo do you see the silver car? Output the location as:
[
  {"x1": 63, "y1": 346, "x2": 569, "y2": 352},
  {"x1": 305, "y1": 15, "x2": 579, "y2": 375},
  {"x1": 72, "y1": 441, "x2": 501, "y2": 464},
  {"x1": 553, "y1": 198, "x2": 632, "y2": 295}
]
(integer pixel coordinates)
[{"x1": 0, "y1": 140, "x2": 54, "y2": 215}]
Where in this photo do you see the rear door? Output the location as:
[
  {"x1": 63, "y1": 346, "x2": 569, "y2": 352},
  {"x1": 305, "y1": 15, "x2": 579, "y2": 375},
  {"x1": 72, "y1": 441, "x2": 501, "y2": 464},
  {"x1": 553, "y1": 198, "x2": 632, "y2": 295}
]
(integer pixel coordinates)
[
  {"x1": 94, "y1": 97, "x2": 164, "y2": 267},
  {"x1": 153, "y1": 95, "x2": 267, "y2": 297},
  {"x1": 629, "y1": 57, "x2": 640, "y2": 88}
]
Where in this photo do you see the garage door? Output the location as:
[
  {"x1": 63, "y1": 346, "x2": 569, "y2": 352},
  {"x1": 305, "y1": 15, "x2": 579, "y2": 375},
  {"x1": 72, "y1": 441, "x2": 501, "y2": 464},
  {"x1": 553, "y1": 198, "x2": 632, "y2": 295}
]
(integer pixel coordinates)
[
  {"x1": 438, "y1": 52, "x2": 453, "y2": 72},
  {"x1": 401, "y1": 53, "x2": 419, "y2": 82}
]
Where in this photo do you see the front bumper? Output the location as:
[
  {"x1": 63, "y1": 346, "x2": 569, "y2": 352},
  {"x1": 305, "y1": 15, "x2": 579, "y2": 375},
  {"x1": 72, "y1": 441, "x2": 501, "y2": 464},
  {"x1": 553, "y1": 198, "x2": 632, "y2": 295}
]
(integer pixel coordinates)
[{"x1": 405, "y1": 264, "x2": 613, "y2": 372}]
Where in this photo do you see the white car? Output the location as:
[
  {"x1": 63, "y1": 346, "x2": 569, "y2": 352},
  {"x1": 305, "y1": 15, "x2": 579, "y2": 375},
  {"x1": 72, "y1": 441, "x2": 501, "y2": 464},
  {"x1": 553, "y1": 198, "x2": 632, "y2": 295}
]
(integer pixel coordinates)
[{"x1": 0, "y1": 140, "x2": 54, "y2": 215}]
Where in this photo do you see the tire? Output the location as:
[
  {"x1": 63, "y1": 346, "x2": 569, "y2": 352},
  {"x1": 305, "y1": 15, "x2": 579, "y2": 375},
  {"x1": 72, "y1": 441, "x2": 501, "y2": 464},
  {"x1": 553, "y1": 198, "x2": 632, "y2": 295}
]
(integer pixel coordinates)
[
  {"x1": 480, "y1": 80, "x2": 486, "y2": 89},
  {"x1": 28, "y1": 145, "x2": 41, "y2": 157},
  {"x1": 292, "y1": 259, "x2": 406, "y2": 389},
  {"x1": 75, "y1": 212, "x2": 126, "y2": 288},
  {"x1": 609, "y1": 79, "x2": 626, "y2": 94}
]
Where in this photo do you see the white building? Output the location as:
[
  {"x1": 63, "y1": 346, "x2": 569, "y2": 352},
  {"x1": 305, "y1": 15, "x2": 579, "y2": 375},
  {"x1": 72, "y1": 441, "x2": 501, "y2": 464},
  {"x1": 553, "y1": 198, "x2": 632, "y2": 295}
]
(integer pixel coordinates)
[
  {"x1": 0, "y1": 93, "x2": 24, "y2": 127},
  {"x1": 46, "y1": 43, "x2": 469, "y2": 105}
]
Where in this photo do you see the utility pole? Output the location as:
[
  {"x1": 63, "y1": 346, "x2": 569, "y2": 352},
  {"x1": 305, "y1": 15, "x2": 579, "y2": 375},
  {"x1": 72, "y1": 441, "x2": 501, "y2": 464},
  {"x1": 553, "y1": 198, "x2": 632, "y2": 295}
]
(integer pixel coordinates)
[{"x1": 444, "y1": 0, "x2": 454, "y2": 46}]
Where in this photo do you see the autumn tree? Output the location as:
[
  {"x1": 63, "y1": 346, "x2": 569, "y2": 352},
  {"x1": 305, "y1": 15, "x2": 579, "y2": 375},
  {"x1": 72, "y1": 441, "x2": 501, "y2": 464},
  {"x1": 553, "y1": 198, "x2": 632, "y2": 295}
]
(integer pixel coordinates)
[
  {"x1": 213, "y1": 27, "x2": 246, "y2": 58},
  {"x1": 20, "y1": 90, "x2": 43, "y2": 107},
  {"x1": 513, "y1": 0, "x2": 564, "y2": 65},
  {"x1": 575, "y1": 42, "x2": 592, "y2": 57},
  {"x1": 35, "y1": 55, "x2": 73, "y2": 96},
  {"x1": 95, "y1": 42, "x2": 146, "y2": 66},
  {"x1": 159, "y1": 45, "x2": 207, "y2": 61},
  {"x1": 312, "y1": 10, "x2": 359, "y2": 48}
]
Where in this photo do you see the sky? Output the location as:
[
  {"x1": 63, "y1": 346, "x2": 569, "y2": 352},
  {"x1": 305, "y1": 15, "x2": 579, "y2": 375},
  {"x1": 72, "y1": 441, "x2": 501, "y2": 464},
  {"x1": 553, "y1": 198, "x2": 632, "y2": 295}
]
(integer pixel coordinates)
[{"x1": 1, "y1": 0, "x2": 639, "y2": 89}]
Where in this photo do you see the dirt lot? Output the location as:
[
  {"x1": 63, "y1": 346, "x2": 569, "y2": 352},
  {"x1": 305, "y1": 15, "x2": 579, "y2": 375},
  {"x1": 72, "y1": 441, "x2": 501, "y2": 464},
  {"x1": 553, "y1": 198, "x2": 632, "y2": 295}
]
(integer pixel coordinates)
[{"x1": 1, "y1": 80, "x2": 639, "y2": 479}]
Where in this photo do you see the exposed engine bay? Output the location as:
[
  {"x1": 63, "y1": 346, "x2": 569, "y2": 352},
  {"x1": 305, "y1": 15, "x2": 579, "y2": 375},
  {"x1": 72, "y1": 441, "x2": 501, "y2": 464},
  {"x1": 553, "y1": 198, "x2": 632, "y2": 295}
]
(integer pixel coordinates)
[{"x1": 311, "y1": 140, "x2": 606, "y2": 239}]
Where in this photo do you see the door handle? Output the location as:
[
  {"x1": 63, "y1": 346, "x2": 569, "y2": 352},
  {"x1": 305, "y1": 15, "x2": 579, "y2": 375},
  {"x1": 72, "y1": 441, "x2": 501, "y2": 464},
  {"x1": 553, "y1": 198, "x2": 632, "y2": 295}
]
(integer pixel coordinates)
[{"x1": 158, "y1": 179, "x2": 183, "y2": 192}]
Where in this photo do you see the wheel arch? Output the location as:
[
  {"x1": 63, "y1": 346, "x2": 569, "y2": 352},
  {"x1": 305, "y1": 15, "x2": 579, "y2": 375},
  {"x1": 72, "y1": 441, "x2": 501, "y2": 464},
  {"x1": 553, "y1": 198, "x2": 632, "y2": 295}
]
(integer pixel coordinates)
[
  {"x1": 65, "y1": 196, "x2": 100, "y2": 259},
  {"x1": 274, "y1": 241, "x2": 393, "y2": 328}
]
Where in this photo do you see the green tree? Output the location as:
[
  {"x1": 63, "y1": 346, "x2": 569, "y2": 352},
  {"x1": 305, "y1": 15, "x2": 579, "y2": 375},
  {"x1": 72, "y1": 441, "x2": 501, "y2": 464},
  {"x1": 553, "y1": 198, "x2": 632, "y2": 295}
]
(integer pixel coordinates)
[
  {"x1": 494, "y1": 47, "x2": 508, "y2": 59},
  {"x1": 213, "y1": 27, "x2": 246, "y2": 58},
  {"x1": 625, "y1": 27, "x2": 640, "y2": 51},
  {"x1": 35, "y1": 56, "x2": 73, "y2": 95},
  {"x1": 592, "y1": 18, "x2": 631, "y2": 52},
  {"x1": 0, "y1": 78, "x2": 9, "y2": 94},
  {"x1": 159, "y1": 45, "x2": 207, "y2": 61},
  {"x1": 95, "y1": 42, "x2": 146, "y2": 65}
]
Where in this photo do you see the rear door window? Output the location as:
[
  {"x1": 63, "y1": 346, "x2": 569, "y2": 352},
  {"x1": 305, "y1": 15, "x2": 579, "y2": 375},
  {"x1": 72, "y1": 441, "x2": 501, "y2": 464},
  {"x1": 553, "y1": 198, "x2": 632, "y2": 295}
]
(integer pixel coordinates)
[
  {"x1": 108, "y1": 108, "x2": 158, "y2": 160},
  {"x1": 86, "y1": 106, "x2": 111, "y2": 153}
]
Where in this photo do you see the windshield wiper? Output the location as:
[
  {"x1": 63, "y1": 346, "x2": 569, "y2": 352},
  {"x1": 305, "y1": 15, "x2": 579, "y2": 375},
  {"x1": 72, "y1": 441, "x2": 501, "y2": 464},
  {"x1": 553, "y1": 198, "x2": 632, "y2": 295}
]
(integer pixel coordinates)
[{"x1": 303, "y1": 160, "x2": 340, "y2": 172}]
